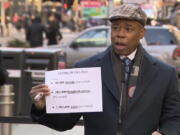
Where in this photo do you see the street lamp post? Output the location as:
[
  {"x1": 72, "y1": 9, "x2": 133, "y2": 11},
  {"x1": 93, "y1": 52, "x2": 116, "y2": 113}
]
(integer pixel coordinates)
[{"x1": 1, "y1": 0, "x2": 6, "y2": 36}]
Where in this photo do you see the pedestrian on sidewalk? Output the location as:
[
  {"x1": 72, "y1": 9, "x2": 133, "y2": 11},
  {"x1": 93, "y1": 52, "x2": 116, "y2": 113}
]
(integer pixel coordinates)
[
  {"x1": 26, "y1": 16, "x2": 47, "y2": 47},
  {"x1": 30, "y1": 4, "x2": 180, "y2": 135},
  {"x1": 46, "y1": 15, "x2": 62, "y2": 45}
]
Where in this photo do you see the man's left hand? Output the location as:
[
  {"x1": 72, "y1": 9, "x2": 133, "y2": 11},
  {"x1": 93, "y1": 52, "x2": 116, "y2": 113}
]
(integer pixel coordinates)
[{"x1": 151, "y1": 131, "x2": 162, "y2": 135}]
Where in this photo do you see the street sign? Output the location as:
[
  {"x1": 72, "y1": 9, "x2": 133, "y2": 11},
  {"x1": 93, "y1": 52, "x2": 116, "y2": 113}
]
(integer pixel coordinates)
[{"x1": 81, "y1": 1, "x2": 108, "y2": 19}]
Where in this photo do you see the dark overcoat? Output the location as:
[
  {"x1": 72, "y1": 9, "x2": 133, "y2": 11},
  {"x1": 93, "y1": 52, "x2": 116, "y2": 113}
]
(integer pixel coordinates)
[{"x1": 31, "y1": 46, "x2": 180, "y2": 135}]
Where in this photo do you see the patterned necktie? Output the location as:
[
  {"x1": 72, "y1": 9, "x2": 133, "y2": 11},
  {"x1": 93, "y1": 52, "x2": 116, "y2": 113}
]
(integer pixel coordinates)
[
  {"x1": 122, "y1": 57, "x2": 132, "y2": 81},
  {"x1": 117, "y1": 57, "x2": 132, "y2": 135}
]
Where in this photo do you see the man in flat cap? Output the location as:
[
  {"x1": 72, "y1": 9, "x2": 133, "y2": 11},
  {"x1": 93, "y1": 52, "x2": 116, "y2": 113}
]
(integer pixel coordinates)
[{"x1": 30, "y1": 4, "x2": 180, "y2": 135}]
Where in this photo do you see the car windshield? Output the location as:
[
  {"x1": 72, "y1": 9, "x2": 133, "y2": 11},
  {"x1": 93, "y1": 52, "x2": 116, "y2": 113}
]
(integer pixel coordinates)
[
  {"x1": 144, "y1": 28, "x2": 177, "y2": 45},
  {"x1": 74, "y1": 29, "x2": 108, "y2": 47}
]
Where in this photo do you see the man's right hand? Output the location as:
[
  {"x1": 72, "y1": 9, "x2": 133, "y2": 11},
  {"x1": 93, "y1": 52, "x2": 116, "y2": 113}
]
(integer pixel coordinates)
[{"x1": 29, "y1": 84, "x2": 50, "y2": 110}]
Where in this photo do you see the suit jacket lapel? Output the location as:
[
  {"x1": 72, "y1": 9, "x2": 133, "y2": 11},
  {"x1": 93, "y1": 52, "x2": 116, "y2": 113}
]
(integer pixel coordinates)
[
  {"x1": 101, "y1": 49, "x2": 120, "y2": 103},
  {"x1": 98, "y1": 47, "x2": 159, "y2": 107},
  {"x1": 127, "y1": 51, "x2": 159, "y2": 112}
]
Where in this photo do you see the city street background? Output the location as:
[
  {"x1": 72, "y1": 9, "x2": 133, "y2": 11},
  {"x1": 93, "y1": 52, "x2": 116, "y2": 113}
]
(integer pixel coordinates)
[
  {"x1": 0, "y1": 0, "x2": 179, "y2": 135},
  {"x1": 0, "y1": 23, "x2": 76, "y2": 47},
  {"x1": 0, "y1": 24, "x2": 83, "y2": 135}
]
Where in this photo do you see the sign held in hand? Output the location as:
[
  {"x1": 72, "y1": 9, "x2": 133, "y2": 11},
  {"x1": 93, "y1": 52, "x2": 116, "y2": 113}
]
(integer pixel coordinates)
[{"x1": 45, "y1": 67, "x2": 102, "y2": 113}]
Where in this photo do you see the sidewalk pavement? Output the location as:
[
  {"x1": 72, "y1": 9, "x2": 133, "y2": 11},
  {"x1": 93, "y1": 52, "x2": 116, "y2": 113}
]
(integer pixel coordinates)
[
  {"x1": 11, "y1": 124, "x2": 84, "y2": 135},
  {"x1": 0, "y1": 123, "x2": 83, "y2": 135},
  {"x1": 0, "y1": 26, "x2": 26, "y2": 47},
  {"x1": 0, "y1": 26, "x2": 77, "y2": 47}
]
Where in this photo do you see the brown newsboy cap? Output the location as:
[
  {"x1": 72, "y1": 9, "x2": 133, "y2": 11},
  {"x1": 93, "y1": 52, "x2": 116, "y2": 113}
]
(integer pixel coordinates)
[{"x1": 109, "y1": 4, "x2": 147, "y2": 26}]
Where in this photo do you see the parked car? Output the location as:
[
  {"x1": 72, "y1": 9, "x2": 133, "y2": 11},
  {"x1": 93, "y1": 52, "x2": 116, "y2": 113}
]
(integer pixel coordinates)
[{"x1": 41, "y1": 25, "x2": 180, "y2": 76}]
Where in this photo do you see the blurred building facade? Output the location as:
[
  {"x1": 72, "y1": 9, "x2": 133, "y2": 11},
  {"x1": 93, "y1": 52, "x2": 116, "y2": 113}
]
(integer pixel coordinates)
[
  {"x1": 1, "y1": 0, "x2": 179, "y2": 22},
  {"x1": 0, "y1": 0, "x2": 179, "y2": 35}
]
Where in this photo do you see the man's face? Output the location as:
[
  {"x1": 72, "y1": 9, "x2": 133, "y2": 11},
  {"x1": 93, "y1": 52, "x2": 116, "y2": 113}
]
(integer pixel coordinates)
[{"x1": 111, "y1": 19, "x2": 145, "y2": 56}]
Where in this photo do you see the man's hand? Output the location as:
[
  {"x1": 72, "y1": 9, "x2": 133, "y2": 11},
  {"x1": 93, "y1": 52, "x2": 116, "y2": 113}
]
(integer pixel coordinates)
[
  {"x1": 29, "y1": 84, "x2": 50, "y2": 110},
  {"x1": 151, "y1": 131, "x2": 162, "y2": 135}
]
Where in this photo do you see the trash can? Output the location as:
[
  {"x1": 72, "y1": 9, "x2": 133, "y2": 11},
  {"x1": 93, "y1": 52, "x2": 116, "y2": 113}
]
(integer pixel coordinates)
[
  {"x1": 0, "y1": 84, "x2": 14, "y2": 135},
  {"x1": 0, "y1": 48, "x2": 24, "y2": 116},
  {"x1": 20, "y1": 48, "x2": 66, "y2": 115}
]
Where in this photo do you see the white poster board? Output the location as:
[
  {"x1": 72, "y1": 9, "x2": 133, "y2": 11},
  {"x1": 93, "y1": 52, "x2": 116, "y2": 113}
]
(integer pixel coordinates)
[{"x1": 45, "y1": 67, "x2": 103, "y2": 113}]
